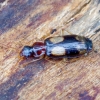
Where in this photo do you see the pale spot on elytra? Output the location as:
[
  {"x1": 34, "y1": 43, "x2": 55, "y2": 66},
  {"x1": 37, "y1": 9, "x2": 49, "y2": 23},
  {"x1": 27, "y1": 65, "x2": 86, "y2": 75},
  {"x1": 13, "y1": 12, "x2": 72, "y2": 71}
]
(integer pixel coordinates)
[
  {"x1": 51, "y1": 46, "x2": 66, "y2": 56},
  {"x1": 50, "y1": 36, "x2": 64, "y2": 44}
]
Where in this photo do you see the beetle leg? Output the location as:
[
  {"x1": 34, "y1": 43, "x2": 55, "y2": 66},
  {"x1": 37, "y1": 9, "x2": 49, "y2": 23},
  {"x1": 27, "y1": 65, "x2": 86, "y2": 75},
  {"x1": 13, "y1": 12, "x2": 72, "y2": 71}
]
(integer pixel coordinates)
[
  {"x1": 60, "y1": 29, "x2": 73, "y2": 36},
  {"x1": 62, "y1": 58, "x2": 73, "y2": 63},
  {"x1": 50, "y1": 29, "x2": 57, "y2": 34},
  {"x1": 60, "y1": 29, "x2": 64, "y2": 36},
  {"x1": 63, "y1": 57, "x2": 82, "y2": 63},
  {"x1": 84, "y1": 49, "x2": 91, "y2": 56},
  {"x1": 67, "y1": 30, "x2": 73, "y2": 34},
  {"x1": 43, "y1": 29, "x2": 58, "y2": 40},
  {"x1": 45, "y1": 56, "x2": 55, "y2": 64},
  {"x1": 62, "y1": 58, "x2": 75, "y2": 63},
  {"x1": 59, "y1": 20, "x2": 73, "y2": 36},
  {"x1": 19, "y1": 56, "x2": 44, "y2": 68},
  {"x1": 84, "y1": 52, "x2": 88, "y2": 56}
]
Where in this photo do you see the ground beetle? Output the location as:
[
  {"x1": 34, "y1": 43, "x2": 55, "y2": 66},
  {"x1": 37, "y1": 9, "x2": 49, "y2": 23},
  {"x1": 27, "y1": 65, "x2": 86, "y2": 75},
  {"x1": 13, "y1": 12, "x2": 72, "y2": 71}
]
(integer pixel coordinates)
[{"x1": 21, "y1": 35, "x2": 93, "y2": 59}]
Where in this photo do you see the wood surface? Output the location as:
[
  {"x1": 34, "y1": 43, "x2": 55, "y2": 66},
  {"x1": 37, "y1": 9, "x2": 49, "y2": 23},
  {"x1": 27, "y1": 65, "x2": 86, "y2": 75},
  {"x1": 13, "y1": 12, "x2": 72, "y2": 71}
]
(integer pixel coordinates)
[{"x1": 0, "y1": 0, "x2": 100, "y2": 100}]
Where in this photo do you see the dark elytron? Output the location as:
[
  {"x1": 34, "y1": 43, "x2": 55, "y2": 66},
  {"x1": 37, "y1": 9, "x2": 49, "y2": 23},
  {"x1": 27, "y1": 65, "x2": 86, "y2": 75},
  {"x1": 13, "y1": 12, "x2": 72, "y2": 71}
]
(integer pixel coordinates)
[
  {"x1": 45, "y1": 35, "x2": 92, "y2": 58},
  {"x1": 21, "y1": 35, "x2": 93, "y2": 59}
]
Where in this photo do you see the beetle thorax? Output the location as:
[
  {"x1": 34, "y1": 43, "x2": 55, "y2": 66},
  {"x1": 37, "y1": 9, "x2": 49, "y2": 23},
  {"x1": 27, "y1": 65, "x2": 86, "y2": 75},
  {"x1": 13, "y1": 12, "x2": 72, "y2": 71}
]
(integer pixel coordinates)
[{"x1": 32, "y1": 42, "x2": 46, "y2": 58}]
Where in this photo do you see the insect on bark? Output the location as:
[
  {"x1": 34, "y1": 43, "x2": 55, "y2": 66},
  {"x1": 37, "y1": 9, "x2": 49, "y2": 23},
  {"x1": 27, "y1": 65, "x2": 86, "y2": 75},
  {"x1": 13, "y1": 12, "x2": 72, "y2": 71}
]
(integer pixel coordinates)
[{"x1": 20, "y1": 35, "x2": 93, "y2": 60}]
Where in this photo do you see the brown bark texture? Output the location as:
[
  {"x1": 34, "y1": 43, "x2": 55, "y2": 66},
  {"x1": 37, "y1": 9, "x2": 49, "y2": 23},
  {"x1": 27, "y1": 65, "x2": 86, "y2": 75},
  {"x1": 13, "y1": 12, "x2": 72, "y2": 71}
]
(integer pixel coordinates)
[{"x1": 0, "y1": 0, "x2": 100, "y2": 100}]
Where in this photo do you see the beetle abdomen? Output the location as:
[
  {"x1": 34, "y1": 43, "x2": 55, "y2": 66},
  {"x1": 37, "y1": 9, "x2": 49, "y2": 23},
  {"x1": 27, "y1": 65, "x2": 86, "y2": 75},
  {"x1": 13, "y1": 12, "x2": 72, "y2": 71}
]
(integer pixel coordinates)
[{"x1": 45, "y1": 35, "x2": 92, "y2": 58}]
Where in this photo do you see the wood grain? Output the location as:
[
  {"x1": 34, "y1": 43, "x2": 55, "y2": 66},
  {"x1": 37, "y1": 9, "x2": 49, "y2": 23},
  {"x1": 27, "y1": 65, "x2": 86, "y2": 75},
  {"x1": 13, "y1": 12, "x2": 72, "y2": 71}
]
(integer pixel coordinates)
[{"x1": 0, "y1": 0, "x2": 100, "y2": 100}]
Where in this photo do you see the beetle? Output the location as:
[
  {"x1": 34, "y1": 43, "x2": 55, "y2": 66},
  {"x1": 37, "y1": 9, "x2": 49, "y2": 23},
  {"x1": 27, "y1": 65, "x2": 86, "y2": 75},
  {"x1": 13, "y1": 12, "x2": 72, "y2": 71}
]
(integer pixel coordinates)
[{"x1": 20, "y1": 35, "x2": 93, "y2": 59}]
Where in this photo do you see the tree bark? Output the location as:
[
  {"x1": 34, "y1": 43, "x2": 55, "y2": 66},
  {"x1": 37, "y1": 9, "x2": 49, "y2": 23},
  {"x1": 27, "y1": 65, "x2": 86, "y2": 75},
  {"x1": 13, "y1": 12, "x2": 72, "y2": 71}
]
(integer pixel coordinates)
[{"x1": 0, "y1": 0, "x2": 100, "y2": 100}]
